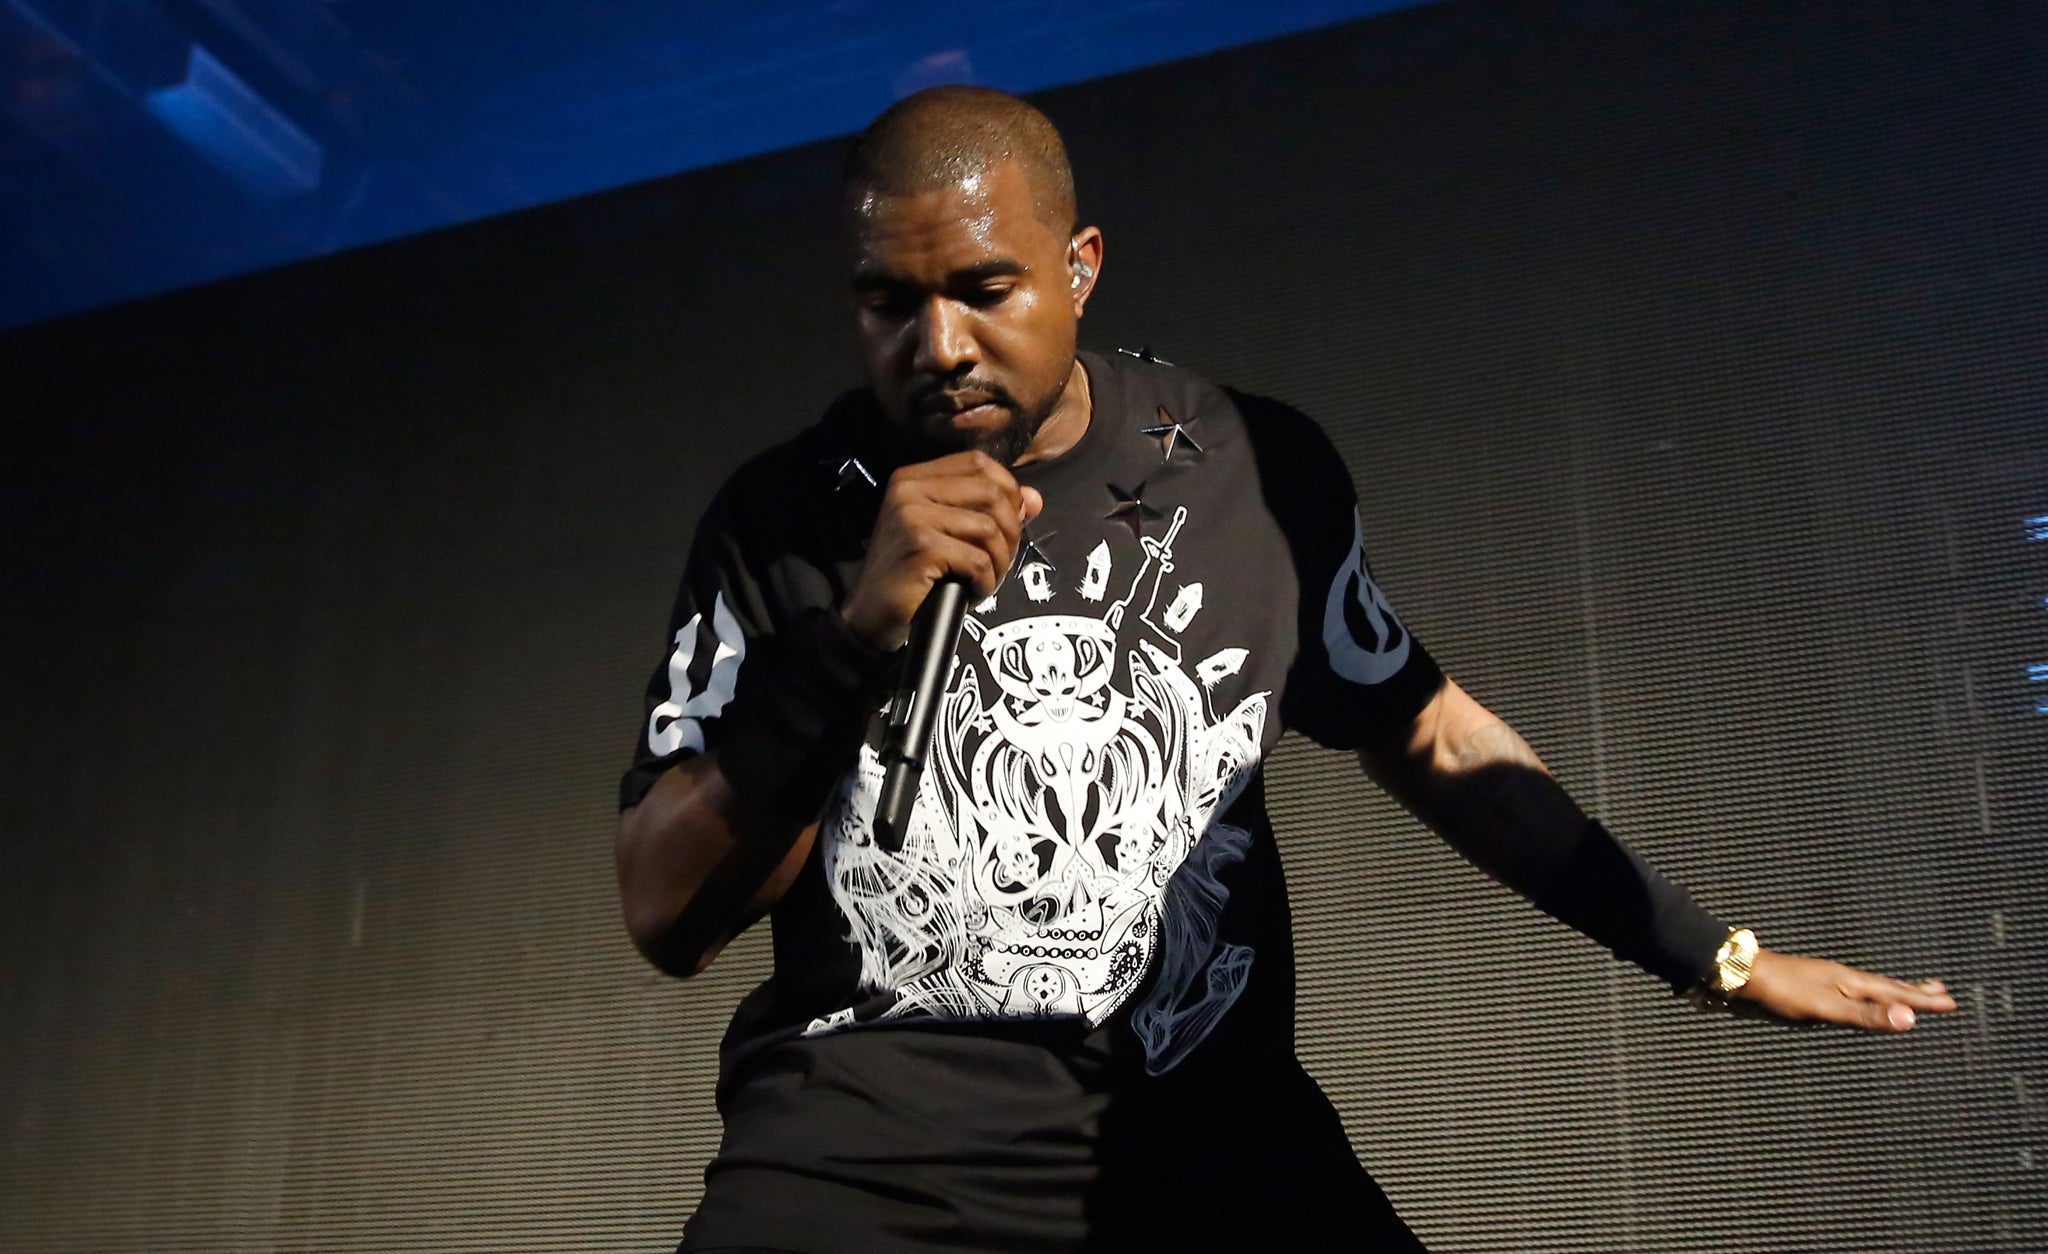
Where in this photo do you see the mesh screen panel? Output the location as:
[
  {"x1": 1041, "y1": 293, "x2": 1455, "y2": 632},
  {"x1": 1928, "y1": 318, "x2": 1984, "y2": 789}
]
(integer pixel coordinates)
[{"x1": 3, "y1": 1, "x2": 2043, "y2": 1249}]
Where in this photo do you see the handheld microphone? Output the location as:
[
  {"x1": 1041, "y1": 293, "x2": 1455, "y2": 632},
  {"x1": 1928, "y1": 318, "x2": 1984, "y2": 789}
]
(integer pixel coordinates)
[{"x1": 874, "y1": 574, "x2": 970, "y2": 852}]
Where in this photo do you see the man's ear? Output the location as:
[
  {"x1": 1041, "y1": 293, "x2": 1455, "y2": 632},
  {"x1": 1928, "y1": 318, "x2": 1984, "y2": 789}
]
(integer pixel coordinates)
[{"x1": 1067, "y1": 226, "x2": 1104, "y2": 314}]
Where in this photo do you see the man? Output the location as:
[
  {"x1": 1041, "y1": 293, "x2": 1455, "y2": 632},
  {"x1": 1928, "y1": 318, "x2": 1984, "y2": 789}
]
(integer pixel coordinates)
[{"x1": 617, "y1": 86, "x2": 1954, "y2": 1252}]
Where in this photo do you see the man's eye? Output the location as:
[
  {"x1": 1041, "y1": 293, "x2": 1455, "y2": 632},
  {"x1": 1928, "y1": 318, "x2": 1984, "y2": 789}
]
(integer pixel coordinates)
[
  {"x1": 864, "y1": 293, "x2": 918, "y2": 318},
  {"x1": 964, "y1": 286, "x2": 1013, "y2": 308}
]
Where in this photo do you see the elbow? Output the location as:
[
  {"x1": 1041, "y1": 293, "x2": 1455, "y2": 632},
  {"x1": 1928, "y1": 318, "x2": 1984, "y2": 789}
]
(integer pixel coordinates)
[
  {"x1": 632, "y1": 927, "x2": 723, "y2": 980},
  {"x1": 620, "y1": 888, "x2": 724, "y2": 980},
  {"x1": 615, "y1": 804, "x2": 722, "y2": 979},
  {"x1": 614, "y1": 760, "x2": 806, "y2": 980}
]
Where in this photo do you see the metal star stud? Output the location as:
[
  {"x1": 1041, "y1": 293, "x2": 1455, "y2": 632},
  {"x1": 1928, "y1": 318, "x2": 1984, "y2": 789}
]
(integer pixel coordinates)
[
  {"x1": 1104, "y1": 482, "x2": 1165, "y2": 539},
  {"x1": 829, "y1": 455, "x2": 877, "y2": 492},
  {"x1": 1140, "y1": 405, "x2": 1203, "y2": 462},
  {"x1": 1011, "y1": 526, "x2": 1057, "y2": 577}
]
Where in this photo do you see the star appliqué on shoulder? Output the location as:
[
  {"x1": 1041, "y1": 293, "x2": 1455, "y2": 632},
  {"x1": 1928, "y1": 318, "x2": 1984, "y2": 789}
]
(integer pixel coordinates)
[
  {"x1": 1140, "y1": 405, "x2": 1203, "y2": 462},
  {"x1": 827, "y1": 455, "x2": 876, "y2": 492},
  {"x1": 1105, "y1": 482, "x2": 1165, "y2": 539}
]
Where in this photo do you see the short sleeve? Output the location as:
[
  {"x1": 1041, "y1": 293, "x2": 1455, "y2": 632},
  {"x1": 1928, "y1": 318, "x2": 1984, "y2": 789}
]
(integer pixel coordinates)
[
  {"x1": 1233, "y1": 391, "x2": 1444, "y2": 750},
  {"x1": 618, "y1": 492, "x2": 776, "y2": 810}
]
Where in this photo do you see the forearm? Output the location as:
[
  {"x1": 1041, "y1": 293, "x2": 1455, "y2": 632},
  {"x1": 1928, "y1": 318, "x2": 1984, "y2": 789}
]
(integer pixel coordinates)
[
  {"x1": 616, "y1": 754, "x2": 814, "y2": 977},
  {"x1": 1360, "y1": 679, "x2": 1725, "y2": 987},
  {"x1": 1358, "y1": 680, "x2": 1957, "y2": 1029},
  {"x1": 1361, "y1": 706, "x2": 1588, "y2": 876},
  {"x1": 617, "y1": 604, "x2": 891, "y2": 976}
]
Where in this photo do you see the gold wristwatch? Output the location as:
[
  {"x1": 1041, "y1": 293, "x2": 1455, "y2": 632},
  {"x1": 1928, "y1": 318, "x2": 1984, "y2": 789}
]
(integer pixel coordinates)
[{"x1": 1687, "y1": 927, "x2": 1759, "y2": 1009}]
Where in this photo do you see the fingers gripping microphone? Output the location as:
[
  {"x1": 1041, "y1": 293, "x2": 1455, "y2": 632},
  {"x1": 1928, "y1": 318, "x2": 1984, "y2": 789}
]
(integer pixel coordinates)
[{"x1": 874, "y1": 575, "x2": 970, "y2": 852}]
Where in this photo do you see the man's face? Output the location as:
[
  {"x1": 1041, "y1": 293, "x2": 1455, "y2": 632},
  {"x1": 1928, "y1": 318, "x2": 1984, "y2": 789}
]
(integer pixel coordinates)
[{"x1": 848, "y1": 161, "x2": 1082, "y2": 464}]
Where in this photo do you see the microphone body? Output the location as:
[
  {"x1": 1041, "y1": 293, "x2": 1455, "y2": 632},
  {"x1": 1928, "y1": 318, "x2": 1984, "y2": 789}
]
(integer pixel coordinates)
[{"x1": 874, "y1": 575, "x2": 970, "y2": 851}]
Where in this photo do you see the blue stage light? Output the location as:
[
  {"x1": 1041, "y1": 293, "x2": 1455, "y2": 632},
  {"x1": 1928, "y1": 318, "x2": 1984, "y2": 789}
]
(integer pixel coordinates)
[{"x1": 145, "y1": 44, "x2": 322, "y2": 197}]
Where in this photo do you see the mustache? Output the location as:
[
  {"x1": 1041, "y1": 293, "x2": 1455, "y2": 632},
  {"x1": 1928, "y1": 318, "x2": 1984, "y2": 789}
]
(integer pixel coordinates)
[{"x1": 911, "y1": 377, "x2": 1019, "y2": 414}]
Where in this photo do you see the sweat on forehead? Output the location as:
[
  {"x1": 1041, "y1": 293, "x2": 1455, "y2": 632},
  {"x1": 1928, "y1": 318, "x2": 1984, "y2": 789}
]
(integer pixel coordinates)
[{"x1": 843, "y1": 86, "x2": 1078, "y2": 234}]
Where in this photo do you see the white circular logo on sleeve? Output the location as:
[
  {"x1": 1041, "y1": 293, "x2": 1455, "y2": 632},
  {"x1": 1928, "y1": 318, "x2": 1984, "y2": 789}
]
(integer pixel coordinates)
[{"x1": 1321, "y1": 511, "x2": 1411, "y2": 685}]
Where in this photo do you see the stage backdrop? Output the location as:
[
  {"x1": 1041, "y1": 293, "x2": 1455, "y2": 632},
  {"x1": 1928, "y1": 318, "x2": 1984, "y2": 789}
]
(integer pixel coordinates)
[{"x1": 3, "y1": 0, "x2": 2043, "y2": 1249}]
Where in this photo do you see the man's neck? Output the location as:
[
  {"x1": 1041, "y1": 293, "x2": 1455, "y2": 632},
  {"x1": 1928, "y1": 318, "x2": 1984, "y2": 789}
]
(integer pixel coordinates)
[{"x1": 1014, "y1": 358, "x2": 1092, "y2": 467}]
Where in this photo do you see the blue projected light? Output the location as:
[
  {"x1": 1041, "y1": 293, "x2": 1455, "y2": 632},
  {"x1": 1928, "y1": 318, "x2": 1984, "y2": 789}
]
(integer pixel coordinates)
[
  {"x1": 0, "y1": 0, "x2": 1447, "y2": 330},
  {"x1": 2035, "y1": 520, "x2": 2048, "y2": 711},
  {"x1": 146, "y1": 46, "x2": 323, "y2": 198}
]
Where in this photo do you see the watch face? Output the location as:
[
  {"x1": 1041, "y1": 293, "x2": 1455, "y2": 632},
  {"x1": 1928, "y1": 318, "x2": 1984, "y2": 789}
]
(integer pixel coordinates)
[{"x1": 1717, "y1": 929, "x2": 1757, "y2": 991}]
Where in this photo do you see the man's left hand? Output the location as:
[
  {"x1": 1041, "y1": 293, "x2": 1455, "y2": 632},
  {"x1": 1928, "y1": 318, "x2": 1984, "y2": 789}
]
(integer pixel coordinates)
[{"x1": 1732, "y1": 949, "x2": 1958, "y2": 1031}]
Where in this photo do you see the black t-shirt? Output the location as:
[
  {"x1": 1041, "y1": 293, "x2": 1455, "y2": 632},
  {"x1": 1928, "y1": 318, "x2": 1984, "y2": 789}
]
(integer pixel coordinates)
[{"x1": 623, "y1": 350, "x2": 1443, "y2": 1252}]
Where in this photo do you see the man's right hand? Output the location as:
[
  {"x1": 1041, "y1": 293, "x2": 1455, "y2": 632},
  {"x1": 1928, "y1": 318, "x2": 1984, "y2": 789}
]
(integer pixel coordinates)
[
  {"x1": 624, "y1": 451, "x2": 1042, "y2": 978},
  {"x1": 840, "y1": 450, "x2": 1044, "y2": 651}
]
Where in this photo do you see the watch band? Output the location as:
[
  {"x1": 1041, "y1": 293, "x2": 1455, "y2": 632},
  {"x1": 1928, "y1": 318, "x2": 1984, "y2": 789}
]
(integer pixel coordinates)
[{"x1": 1687, "y1": 927, "x2": 1759, "y2": 1009}]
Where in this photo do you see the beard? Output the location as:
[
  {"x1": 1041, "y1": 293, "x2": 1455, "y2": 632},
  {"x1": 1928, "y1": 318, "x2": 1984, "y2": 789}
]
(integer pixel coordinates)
[{"x1": 907, "y1": 371, "x2": 1069, "y2": 467}]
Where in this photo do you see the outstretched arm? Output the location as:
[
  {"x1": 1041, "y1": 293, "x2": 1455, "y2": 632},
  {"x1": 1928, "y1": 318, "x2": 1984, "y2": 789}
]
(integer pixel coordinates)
[{"x1": 1357, "y1": 676, "x2": 1956, "y2": 1031}]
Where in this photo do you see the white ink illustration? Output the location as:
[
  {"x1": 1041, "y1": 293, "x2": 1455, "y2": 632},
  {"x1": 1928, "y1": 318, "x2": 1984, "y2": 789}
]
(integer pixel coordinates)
[
  {"x1": 1078, "y1": 540, "x2": 1110, "y2": 601},
  {"x1": 1197, "y1": 647, "x2": 1247, "y2": 689},
  {"x1": 1022, "y1": 561, "x2": 1055, "y2": 602},
  {"x1": 811, "y1": 509, "x2": 1269, "y2": 1072}
]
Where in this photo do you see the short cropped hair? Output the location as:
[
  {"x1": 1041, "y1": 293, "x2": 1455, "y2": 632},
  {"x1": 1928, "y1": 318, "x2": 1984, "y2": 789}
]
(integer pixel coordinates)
[{"x1": 843, "y1": 85, "x2": 1078, "y2": 234}]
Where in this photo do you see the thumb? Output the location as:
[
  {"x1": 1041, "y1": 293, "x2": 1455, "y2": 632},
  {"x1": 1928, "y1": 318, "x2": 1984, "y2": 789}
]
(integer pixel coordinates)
[{"x1": 1020, "y1": 486, "x2": 1045, "y2": 526}]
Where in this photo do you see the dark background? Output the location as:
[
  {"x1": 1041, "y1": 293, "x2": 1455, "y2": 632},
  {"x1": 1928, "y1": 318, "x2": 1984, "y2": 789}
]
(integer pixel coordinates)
[{"x1": 4, "y1": 0, "x2": 2044, "y2": 1249}]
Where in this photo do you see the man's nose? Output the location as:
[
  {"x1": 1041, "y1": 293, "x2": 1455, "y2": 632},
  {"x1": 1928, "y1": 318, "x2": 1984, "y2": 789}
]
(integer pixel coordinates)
[{"x1": 912, "y1": 298, "x2": 976, "y2": 375}]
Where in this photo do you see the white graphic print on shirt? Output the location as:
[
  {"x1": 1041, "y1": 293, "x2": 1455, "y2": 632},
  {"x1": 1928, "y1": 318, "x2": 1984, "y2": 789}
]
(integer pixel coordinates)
[
  {"x1": 809, "y1": 507, "x2": 1270, "y2": 1072},
  {"x1": 646, "y1": 591, "x2": 746, "y2": 757}
]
